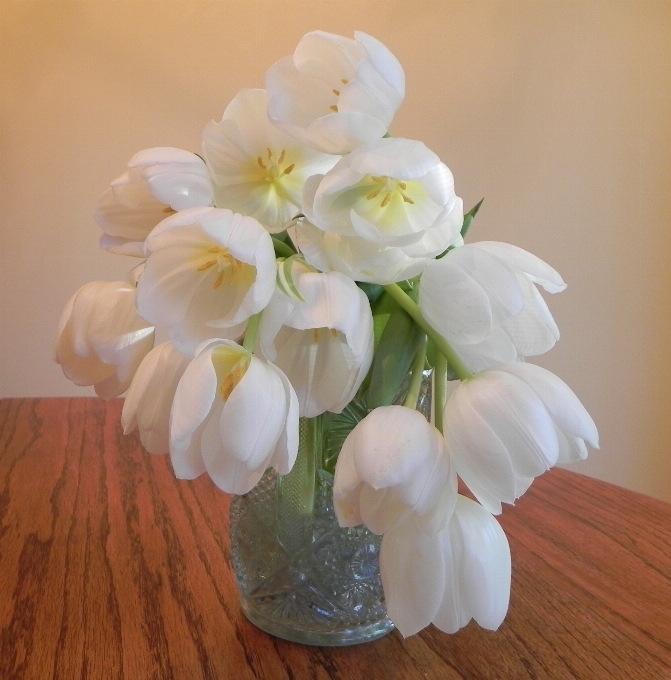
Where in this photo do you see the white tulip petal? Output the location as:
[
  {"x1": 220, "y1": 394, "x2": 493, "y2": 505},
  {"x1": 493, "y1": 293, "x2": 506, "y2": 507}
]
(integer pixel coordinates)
[
  {"x1": 169, "y1": 346, "x2": 218, "y2": 450},
  {"x1": 54, "y1": 281, "x2": 154, "y2": 398},
  {"x1": 499, "y1": 362, "x2": 599, "y2": 448},
  {"x1": 475, "y1": 241, "x2": 566, "y2": 293},
  {"x1": 122, "y1": 342, "x2": 189, "y2": 455},
  {"x1": 266, "y1": 363, "x2": 300, "y2": 476},
  {"x1": 213, "y1": 358, "x2": 286, "y2": 468},
  {"x1": 380, "y1": 520, "x2": 445, "y2": 638},
  {"x1": 333, "y1": 437, "x2": 364, "y2": 527},
  {"x1": 266, "y1": 31, "x2": 404, "y2": 155},
  {"x1": 433, "y1": 496, "x2": 511, "y2": 633},
  {"x1": 202, "y1": 89, "x2": 337, "y2": 232},
  {"x1": 445, "y1": 392, "x2": 518, "y2": 509},
  {"x1": 354, "y1": 31, "x2": 405, "y2": 96}
]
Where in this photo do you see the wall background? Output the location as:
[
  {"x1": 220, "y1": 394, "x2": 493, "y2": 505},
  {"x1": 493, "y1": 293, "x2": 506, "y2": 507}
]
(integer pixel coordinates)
[{"x1": 2, "y1": 1, "x2": 670, "y2": 501}]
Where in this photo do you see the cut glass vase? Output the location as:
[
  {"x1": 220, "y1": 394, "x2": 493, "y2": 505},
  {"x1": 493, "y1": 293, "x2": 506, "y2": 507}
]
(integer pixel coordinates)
[{"x1": 229, "y1": 375, "x2": 433, "y2": 646}]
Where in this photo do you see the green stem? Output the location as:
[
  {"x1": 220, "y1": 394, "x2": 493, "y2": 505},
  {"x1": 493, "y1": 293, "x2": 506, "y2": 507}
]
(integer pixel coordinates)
[
  {"x1": 272, "y1": 237, "x2": 296, "y2": 258},
  {"x1": 381, "y1": 283, "x2": 474, "y2": 381},
  {"x1": 404, "y1": 335, "x2": 428, "y2": 409},
  {"x1": 242, "y1": 312, "x2": 262, "y2": 353},
  {"x1": 434, "y1": 350, "x2": 447, "y2": 435}
]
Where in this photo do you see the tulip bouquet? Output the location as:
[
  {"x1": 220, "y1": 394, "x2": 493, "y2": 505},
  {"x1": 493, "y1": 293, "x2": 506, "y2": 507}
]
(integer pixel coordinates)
[{"x1": 55, "y1": 30, "x2": 598, "y2": 639}]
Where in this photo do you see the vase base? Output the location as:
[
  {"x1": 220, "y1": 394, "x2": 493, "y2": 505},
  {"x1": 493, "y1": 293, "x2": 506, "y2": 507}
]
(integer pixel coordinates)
[{"x1": 240, "y1": 597, "x2": 394, "y2": 646}]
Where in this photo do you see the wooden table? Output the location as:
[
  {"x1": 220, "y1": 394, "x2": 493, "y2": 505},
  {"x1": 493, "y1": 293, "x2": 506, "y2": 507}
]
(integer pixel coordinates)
[{"x1": 1, "y1": 398, "x2": 670, "y2": 680}]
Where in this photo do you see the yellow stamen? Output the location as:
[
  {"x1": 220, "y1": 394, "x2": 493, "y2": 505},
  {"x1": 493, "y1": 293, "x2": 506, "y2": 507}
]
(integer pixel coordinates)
[
  {"x1": 267, "y1": 148, "x2": 273, "y2": 160},
  {"x1": 197, "y1": 260, "x2": 217, "y2": 271},
  {"x1": 381, "y1": 193, "x2": 392, "y2": 208},
  {"x1": 329, "y1": 105, "x2": 338, "y2": 112},
  {"x1": 213, "y1": 270, "x2": 226, "y2": 289},
  {"x1": 312, "y1": 329, "x2": 321, "y2": 342},
  {"x1": 399, "y1": 182, "x2": 407, "y2": 190},
  {"x1": 162, "y1": 207, "x2": 176, "y2": 215},
  {"x1": 341, "y1": 78, "x2": 349, "y2": 84},
  {"x1": 332, "y1": 89, "x2": 340, "y2": 96},
  {"x1": 278, "y1": 149, "x2": 286, "y2": 164},
  {"x1": 282, "y1": 164, "x2": 295, "y2": 175},
  {"x1": 219, "y1": 364, "x2": 248, "y2": 401},
  {"x1": 257, "y1": 156, "x2": 267, "y2": 169},
  {"x1": 402, "y1": 194, "x2": 415, "y2": 204},
  {"x1": 330, "y1": 329, "x2": 338, "y2": 338},
  {"x1": 371, "y1": 176, "x2": 385, "y2": 184},
  {"x1": 366, "y1": 189, "x2": 381, "y2": 200},
  {"x1": 208, "y1": 246, "x2": 221, "y2": 253}
]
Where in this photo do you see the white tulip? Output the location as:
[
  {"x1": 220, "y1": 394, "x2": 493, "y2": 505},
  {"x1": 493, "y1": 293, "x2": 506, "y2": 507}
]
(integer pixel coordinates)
[
  {"x1": 136, "y1": 207, "x2": 277, "y2": 356},
  {"x1": 380, "y1": 495, "x2": 511, "y2": 637},
  {"x1": 294, "y1": 218, "x2": 434, "y2": 284},
  {"x1": 54, "y1": 281, "x2": 155, "y2": 398},
  {"x1": 259, "y1": 259, "x2": 373, "y2": 417},
  {"x1": 265, "y1": 31, "x2": 405, "y2": 154},
  {"x1": 169, "y1": 339, "x2": 299, "y2": 495},
  {"x1": 94, "y1": 147, "x2": 213, "y2": 256},
  {"x1": 296, "y1": 137, "x2": 463, "y2": 283},
  {"x1": 419, "y1": 241, "x2": 566, "y2": 372},
  {"x1": 202, "y1": 89, "x2": 338, "y2": 233},
  {"x1": 333, "y1": 405, "x2": 456, "y2": 536},
  {"x1": 444, "y1": 362, "x2": 599, "y2": 514},
  {"x1": 121, "y1": 342, "x2": 190, "y2": 454}
]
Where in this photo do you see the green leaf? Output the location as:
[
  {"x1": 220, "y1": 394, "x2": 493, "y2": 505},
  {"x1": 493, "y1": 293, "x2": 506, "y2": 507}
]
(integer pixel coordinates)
[
  {"x1": 320, "y1": 397, "x2": 370, "y2": 474},
  {"x1": 367, "y1": 306, "x2": 424, "y2": 408},
  {"x1": 460, "y1": 197, "x2": 484, "y2": 240},
  {"x1": 357, "y1": 282, "x2": 384, "y2": 305}
]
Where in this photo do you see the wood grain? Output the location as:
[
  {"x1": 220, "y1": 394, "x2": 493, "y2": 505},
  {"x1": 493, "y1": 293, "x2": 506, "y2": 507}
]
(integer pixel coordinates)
[{"x1": 1, "y1": 398, "x2": 670, "y2": 680}]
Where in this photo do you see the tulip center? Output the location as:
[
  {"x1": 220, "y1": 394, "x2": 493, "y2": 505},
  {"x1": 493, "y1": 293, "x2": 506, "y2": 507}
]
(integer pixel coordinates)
[
  {"x1": 211, "y1": 345, "x2": 252, "y2": 402},
  {"x1": 196, "y1": 244, "x2": 254, "y2": 290},
  {"x1": 365, "y1": 175, "x2": 416, "y2": 208},
  {"x1": 255, "y1": 148, "x2": 296, "y2": 183}
]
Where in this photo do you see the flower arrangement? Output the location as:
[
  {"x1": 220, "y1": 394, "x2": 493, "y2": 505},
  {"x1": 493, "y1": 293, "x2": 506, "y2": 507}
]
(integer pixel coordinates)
[{"x1": 55, "y1": 30, "x2": 598, "y2": 639}]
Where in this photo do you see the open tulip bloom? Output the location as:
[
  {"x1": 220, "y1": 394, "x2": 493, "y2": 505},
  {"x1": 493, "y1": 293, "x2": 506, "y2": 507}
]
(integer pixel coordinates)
[{"x1": 55, "y1": 30, "x2": 598, "y2": 641}]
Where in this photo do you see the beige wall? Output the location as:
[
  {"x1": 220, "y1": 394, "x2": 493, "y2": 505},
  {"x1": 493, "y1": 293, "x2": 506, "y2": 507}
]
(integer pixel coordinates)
[{"x1": 2, "y1": 2, "x2": 670, "y2": 502}]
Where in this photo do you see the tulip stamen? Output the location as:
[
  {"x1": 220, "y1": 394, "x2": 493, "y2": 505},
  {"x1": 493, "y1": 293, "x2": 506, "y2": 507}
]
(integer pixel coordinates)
[
  {"x1": 380, "y1": 193, "x2": 392, "y2": 208},
  {"x1": 278, "y1": 149, "x2": 286, "y2": 164},
  {"x1": 198, "y1": 260, "x2": 217, "y2": 271},
  {"x1": 219, "y1": 361, "x2": 249, "y2": 401},
  {"x1": 366, "y1": 189, "x2": 382, "y2": 200},
  {"x1": 341, "y1": 78, "x2": 349, "y2": 84},
  {"x1": 213, "y1": 270, "x2": 226, "y2": 289},
  {"x1": 257, "y1": 156, "x2": 267, "y2": 170},
  {"x1": 267, "y1": 148, "x2": 273, "y2": 160},
  {"x1": 329, "y1": 105, "x2": 338, "y2": 113},
  {"x1": 330, "y1": 328, "x2": 338, "y2": 338},
  {"x1": 312, "y1": 328, "x2": 321, "y2": 342},
  {"x1": 162, "y1": 207, "x2": 176, "y2": 215},
  {"x1": 402, "y1": 194, "x2": 415, "y2": 204},
  {"x1": 332, "y1": 89, "x2": 340, "y2": 96},
  {"x1": 282, "y1": 164, "x2": 295, "y2": 175}
]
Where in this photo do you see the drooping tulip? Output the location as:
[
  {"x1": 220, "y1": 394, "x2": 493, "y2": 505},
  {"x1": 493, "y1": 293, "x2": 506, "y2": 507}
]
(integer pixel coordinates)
[
  {"x1": 258, "y1": 258, "x2": 373, "y2": 417},
  {"x1": 419, "y1": 241, "x2": 566, "y2": 371},
  {"x1": 333, "y1": 405, "x2": 456, "y2": 536},
  {"x1": 265, "y1": 31, "x2": 405, "y2": 155},
  {"x1": 94, "y1": 147, "x2": 213, "y2": 256},
  {"x1": 202, "y1": 88, "x2": 339, "y2": 233},
  {"x1": 380, "y1": 495, "x2": 511, "y2": 637},
  {"x1": 54, "y1": 281, "x2": 155, "y2": 398},
  {"x1": 136, "y1": 207, "x2": 276, "y2": 356},
  {"x1": 121, "y1": 341, "x2": 190, "y2": 454},
  {"x1": 444, "y1": 362, "x2": 599, "y2": 514},
  {"x1": 169, "y1": 339, "x2": 299, "y2": 495}
]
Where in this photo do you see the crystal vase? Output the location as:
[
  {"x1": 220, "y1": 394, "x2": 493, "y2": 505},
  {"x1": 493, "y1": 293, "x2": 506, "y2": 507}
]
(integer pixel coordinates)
[
  {"x1": 229, "y1": 404, "x2": 394, "y2": 646},
  {"x1": 229, "y1": 374, "x2": 433, "y2": 646}
]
